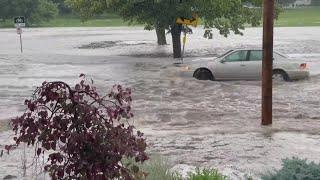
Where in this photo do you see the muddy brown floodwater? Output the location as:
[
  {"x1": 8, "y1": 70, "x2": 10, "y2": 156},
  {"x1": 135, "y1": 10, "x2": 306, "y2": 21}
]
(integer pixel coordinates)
[{"x1": 0, "y1": 27, "x2": 320, "y2": 179}]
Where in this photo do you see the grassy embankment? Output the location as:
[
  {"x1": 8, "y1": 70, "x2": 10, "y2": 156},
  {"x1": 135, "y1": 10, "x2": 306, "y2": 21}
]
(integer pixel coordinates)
[
  {"x1": 274, "y1": 6, "x2": 320, "y2": 27},
  {"x1": 0, "y1": 7, "x2": 319, "y2": 28},
  {"x1": 0, "y1": 14, "x2": 128, "y2": 28}
]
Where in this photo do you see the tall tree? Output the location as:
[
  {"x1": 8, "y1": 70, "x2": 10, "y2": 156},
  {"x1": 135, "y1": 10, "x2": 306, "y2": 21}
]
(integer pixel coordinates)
[
  {"x1": 66, "y1": 0, "x2": 266, "y2": 58},
  {"x1": 0, "y1": 0, "x2": 58, "y2": 25}
]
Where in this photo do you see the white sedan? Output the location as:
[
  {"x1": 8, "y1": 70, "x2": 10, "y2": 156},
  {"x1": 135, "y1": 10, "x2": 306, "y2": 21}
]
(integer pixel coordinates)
[{"x1": 192, "y1": 49, "x2": 310, "y2": 81}]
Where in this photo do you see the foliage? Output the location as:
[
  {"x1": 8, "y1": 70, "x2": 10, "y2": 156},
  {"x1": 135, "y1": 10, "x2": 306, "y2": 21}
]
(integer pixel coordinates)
[
  {"x1": 140, "y1": 156, "x2": 182, "y2": 180},
  {"x1": 247, "y1": 176, "x2": 253, "y2": 180},
  {"x1": 66, "y1": 0, "x2": 269, "y2": 57},
  {"x1": 261, "y1": 157, "x2": 320, "y2": 180},
  {"x1": 50, "y1": 0, "x2": 72, "y2": 14},
  {"x1": 65, "y1": 0, "x2": 109, "y2": 21},
  {"x1": 67, "y1": 0, "x2": 264, "y2": 37},
  {"x1": 30, "y1": 0, "x2": 59, "y2": 24},
  {"x1": 188, "y1": 168, "x2": 227, "y2": 180},
  {"x1": 124, "y1": 155, "x2": 182, "y2": 180},
  {"x1": 0, "y1": 0, "x2": 58, "y2": 25},
  {"x1": 5, "y1": 75, "x2": 148, "y2": 179}
]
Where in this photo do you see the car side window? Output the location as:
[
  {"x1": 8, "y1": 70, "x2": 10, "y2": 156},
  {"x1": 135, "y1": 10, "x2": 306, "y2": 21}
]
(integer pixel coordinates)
[
  {"x1": 224, "y1": 50, "x2": 248, "y2": 62},
  {"x1": 249, "y1": 50, "x2": 263, "y2": 61}
]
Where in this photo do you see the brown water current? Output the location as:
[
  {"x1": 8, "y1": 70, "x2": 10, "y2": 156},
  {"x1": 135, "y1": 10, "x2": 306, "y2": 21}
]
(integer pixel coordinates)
[{"x1": 0, "y1": 27, "x2": 320, "y2": 179}]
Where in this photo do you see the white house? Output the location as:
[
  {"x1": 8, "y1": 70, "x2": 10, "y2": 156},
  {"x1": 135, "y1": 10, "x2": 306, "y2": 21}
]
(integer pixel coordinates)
[{"x1": 293, "y1": 0, "x2": 312, "y2": 6}]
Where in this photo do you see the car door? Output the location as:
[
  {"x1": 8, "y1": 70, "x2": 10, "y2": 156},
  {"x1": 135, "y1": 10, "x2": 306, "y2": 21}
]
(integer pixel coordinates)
[
  {"x1": 212, "y1": 50, "x2": 249, "y2": 80},
  {"x1": 244, "y1": 50, "x2": 263, "y2": 79}
]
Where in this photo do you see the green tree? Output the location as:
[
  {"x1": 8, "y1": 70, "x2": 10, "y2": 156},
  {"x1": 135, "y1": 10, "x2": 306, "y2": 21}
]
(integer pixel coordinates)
[
  {"x1": 50, "y1": 0, "x2": 72, "y2": 14},
  {"x1": 66, "y1": 0, "x2": 265, "y2": 58},
  {"x1": 0, "y1": 0, "x2": 58, "y2": 26}
]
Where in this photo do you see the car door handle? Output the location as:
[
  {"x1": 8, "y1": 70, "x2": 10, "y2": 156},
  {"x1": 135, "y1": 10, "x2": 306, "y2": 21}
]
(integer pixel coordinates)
[{"x1": 240, "y1": 64, "x2": 246, "y2": 67}]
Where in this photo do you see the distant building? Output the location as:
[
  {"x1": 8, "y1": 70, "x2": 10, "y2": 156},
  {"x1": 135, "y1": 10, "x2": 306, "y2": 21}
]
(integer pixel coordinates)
[
  {"x1": 293, "y1": 0, "x2": 312, "y2": 6},
  {"x1": 245, "y1": 0, "x2": 312, "y2": 8}
]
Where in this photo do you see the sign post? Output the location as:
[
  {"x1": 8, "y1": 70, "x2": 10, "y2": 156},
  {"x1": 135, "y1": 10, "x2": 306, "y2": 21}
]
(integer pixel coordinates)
[
  {"x1": 262, "y1": 0, "x2": 275, "y2": 125},
  {"x1": 17, "y1": 27, "x2": 23, "y2": 53},
  {"x1": 181, "y1": 28, "x2": 187, "y2": 63},
  {"x1": 14, "y1": 16, "x2": 25, "y2": 53},
  {"x1": 176, "y1": 14, "x2": 199, "y2": 64}
]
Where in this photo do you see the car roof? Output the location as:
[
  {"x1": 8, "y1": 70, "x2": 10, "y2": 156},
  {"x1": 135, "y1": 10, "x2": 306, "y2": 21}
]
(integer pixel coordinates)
[
  {"x1": 226, "y1": 48, "x2": 284, "y2": 53},
  {"x1": 222, "y1": 48, "x2": 288, "y2": 58},
  {"x1": 231, "y1": 48, "x2": 262, "y2": 51}
]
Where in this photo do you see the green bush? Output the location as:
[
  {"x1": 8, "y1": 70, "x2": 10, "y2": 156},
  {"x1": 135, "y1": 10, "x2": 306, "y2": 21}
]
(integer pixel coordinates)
[
  {"x1": 0, "y1": 0, "x2": 58, "y2": 26},
  {"x1": 123, "y1": 155, "x2": 182, "y2": 180},
  {"x1": 188, "y1": 168, "x2": 227, "y2": 180},
  {"x1": 262, "y1": 157, "x2": 320, "y2": 180}
]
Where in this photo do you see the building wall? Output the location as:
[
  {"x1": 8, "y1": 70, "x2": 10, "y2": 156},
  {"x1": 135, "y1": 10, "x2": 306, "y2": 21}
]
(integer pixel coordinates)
[{"x1": 294, "y1": 0, "x2": 312, "y2": 6}]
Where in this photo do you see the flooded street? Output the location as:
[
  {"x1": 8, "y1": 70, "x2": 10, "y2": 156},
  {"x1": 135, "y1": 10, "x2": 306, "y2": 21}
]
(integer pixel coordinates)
[{"x1": 0, "y1": 27, "x2": 320, "y2": 179}]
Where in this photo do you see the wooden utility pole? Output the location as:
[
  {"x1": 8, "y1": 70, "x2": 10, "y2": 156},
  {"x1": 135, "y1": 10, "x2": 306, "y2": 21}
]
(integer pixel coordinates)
[{"x1": 262, "y1": 0, "x2": 275, "y2": 125}]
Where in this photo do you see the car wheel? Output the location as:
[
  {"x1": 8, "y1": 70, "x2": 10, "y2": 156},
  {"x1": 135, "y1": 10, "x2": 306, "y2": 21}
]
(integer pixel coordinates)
[
  {"x1": 272, "y1": 70, "x2": 290, "y2": 82},
  {"x1": 193, "y1": 69, "x2": 214, "y2": 81}
]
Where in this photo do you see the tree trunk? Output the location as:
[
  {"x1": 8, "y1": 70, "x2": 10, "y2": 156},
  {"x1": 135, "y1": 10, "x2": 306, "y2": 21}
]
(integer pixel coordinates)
[
  {"x1": 171, "y1": 24, "x2": 182, "y2": 59},
  {"x1": 155, "y1": 25, "x2": 167, "y2": 45}
]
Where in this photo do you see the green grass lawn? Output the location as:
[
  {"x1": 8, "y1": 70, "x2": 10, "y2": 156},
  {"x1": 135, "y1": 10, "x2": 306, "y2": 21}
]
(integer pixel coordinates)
[
  {"x1": 1, "y1": 7, "x2": 319, "y2": 28},
  {"x1": 275, "y1": 6, "x2": 320, "y2": 27},
  {"x1": 39, "y1": 16, "x2": 129, "y2": 27},
  {"x1": 0, "y1": 15, "x2": 132, "y2": 28}
]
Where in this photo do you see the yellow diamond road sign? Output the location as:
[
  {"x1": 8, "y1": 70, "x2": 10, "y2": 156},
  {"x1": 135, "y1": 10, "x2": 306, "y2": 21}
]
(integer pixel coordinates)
[{"x1": 176, "y1": 15, "x2": 200, "y2": 27}]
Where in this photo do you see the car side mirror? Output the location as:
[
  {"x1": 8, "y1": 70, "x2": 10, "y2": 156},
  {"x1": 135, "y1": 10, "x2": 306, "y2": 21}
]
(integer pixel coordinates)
[{"x1": 220, "y1": 59, "x2": 226, "y2": 63}]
